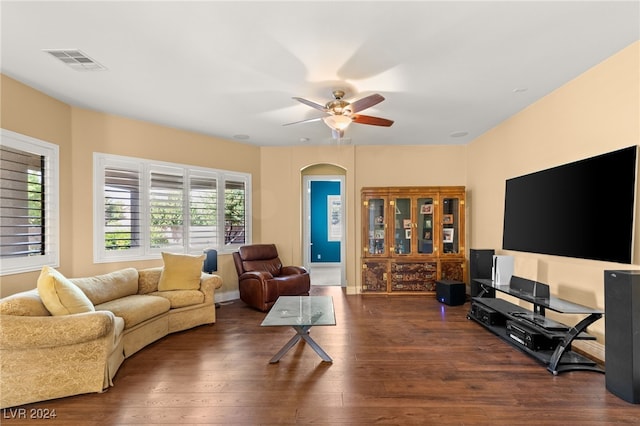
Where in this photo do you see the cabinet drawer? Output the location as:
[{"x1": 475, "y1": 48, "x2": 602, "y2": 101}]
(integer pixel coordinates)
[{"x1": 390, "y1": 261, "x2": 437, "y2": 292}]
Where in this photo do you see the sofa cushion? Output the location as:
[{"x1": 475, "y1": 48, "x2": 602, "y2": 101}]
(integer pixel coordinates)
[
  {"x1": 150, "y1": 290, "x2": 205, "y2": 309},
  {"x1": 158, "y1": 252, "x2": 205, "y2": 291},
  {"x1": 0, "y1": 289, "x2": 51, "y2": 317},
  {"x1": 71, "y1": 268, "x2": 139, "y2": 305},
  {"x1": 96, "y1": 294, "x2": 170, "y2": 329},
  {"x1": 37, "y1": 266, "x2": 95, "y2": 316},
  {"x1": 138, "y1": 267, "x2": 163, "y2": 294}
]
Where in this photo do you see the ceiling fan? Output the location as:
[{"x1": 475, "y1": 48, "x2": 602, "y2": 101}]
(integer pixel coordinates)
[{"x1": 284, "y1": 89, "x2": 394, "y2": 139}]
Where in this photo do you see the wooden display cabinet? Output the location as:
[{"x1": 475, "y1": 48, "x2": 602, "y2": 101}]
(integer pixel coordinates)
[{"x1": 361, "y1": 186, "x2": 466, "y2": 294}]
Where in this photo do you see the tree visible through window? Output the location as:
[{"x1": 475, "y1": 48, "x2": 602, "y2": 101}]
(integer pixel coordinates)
[
  {"x1": 149, "y1": 170, "x2": 184, "y2": 248},
  {"x1": 225, "y1": 180, "x2": 246, "y2": 245},
  {"x1": 190, "y1": 176, "x2": 218, "y2": 247}
]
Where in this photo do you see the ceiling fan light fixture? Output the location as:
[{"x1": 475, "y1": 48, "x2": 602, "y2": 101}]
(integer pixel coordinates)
[{"x1": 323, "y1": 115, "x2": 352, "y2": 131}]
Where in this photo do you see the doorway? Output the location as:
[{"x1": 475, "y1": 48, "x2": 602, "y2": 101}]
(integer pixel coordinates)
[{"x1": 302, "y1": 173, "x2": 345, "y2": 286}]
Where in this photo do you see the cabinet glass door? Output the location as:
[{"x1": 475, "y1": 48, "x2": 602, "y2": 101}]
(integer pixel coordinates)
[
  {"x1": 417, "y1": 197, "x2": 434, "y2": 254},
  {"x1": 441, "y1": 197, "x2": 460, "y2": 254},
  {"x1": 367, "y1": 198, "x2": 386, "y2": 255},
  {"x1": 393, "y1": 198, "x2": 412, "y2": 255}
]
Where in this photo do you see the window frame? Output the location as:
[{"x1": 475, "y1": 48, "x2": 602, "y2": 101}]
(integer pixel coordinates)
[
  {"x1": 95, "y1": 155, "x2": 145, "y2": 261},
  {"x1": 0, "y1": 129, "x2": 60, "y2": 276},
  {"x1": 93, "y1": 153, "x2": 251, "y2": 263}
]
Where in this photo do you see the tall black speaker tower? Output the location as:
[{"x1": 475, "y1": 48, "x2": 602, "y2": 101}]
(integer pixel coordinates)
[
  {"x1": 604, "y1": 270, "x2": 640, "y2": 404},
  {"x1": 469, "y1": 249, "x2": 495, "y2": 297}
]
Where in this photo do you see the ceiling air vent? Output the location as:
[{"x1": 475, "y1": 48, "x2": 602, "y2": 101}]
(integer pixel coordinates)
[{"x1": 43, "y1": 49, "x2": 106, "y2": 71}]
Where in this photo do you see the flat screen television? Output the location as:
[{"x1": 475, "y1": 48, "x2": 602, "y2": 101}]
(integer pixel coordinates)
[{"x1": 502, "y1": 146, "x2": 638, "y2": 264}]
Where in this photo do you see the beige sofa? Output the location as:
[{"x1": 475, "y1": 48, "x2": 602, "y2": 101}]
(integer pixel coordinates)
[{"x1": 0, "y1": 266, "x2": 222, "y2": 409}]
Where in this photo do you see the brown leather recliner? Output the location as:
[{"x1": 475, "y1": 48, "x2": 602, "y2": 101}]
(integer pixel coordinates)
[{"x1": 233, "y1": 244, "x2": 310, "y2": 312}]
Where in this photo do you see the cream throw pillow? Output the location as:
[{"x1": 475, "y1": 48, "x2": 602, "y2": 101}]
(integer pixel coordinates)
[
  {"x1": 37, "y1": 266, "x2": 95, "y2": 315},
  {"x1": 158, "y1": 252, "x2": 205, "y2": 291}
]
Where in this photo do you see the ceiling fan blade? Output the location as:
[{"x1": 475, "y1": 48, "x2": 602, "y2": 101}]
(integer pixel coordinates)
[
  {"x1": 292, "y1": 97, "x2": 328, "y2": 112},
  {"x1": 349, "y1": 93, "x2": 385, "y2": 113},
  {"x1": 352, "y1": 114, "x2": 394, "y2": 127},
  {"x1": 283, "y1": 117, "x2": 324, "y2": 126}
]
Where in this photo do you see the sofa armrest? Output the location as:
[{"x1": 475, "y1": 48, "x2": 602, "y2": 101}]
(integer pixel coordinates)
[
  {"x1": 200, "y1": 273, "x2": 223, "y2": 304},
  {"x1": 281, "y1": 266, "x2": 308, "y2": 275},
  {"x1": 0, "y1": 311, "x2": 117, "y2": 350}
]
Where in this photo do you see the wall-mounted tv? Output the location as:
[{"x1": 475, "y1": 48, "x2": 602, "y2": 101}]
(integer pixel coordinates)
[{"x1": 502, "y1": 146, "x2": 638, "y2": 264}]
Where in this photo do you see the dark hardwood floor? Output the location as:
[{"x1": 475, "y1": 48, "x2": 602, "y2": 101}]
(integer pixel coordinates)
[{"x1": 4, "y1": 286, "x2": 638, "y2": 425}]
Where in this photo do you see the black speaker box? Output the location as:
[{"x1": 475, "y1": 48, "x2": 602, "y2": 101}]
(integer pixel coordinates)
[
  {"x1": 203, "y1": 249, "x2": 218, "y2": 273},
  {"x1": 605, "y1": 270, "x2": 640, "y2": 404},
  {"x1": 469, "y1": 249, "x2": 495, "y2": 297},
  {"x1": 436, "y1": 280, "x2": 466, "y2": 306}
]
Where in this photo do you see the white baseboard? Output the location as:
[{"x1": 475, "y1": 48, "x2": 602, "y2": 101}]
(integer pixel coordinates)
[{"x1": 215, "y1": 290, "x2": 240, "y2": 304}]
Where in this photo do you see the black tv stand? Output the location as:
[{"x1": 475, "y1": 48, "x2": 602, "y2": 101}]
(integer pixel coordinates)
[{"x1": 467, "y1": 277, "x2": 604, "y2": 375}]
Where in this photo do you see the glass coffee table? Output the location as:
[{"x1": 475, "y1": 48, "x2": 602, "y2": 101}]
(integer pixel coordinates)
[{"x1": 261, "y1": 296, "x2": 336, "y2": 363}]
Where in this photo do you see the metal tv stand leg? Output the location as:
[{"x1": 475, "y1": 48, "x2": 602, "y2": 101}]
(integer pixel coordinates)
[{"x1": 547, "y1": 313, "x2": 603, "y2": 375}]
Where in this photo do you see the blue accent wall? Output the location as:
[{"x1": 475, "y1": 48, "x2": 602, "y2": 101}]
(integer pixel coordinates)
[{"x1": 310, "y1": 181, "x2": 341, "y2": 263}]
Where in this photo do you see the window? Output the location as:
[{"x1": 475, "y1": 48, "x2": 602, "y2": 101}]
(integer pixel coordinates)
[
  {"x1": 94, "y1": 153, "x2": 251, "y2": 262},
  {"x1": 0, "y1": 129, "x2": 59, "y2": 275},
  {"x1": 225, "y1": 179, "x2": 246, "y2": 245},
  {"x1": 189, "y1": 174, "x2": 218, "y2": 248},
  {"x1": 149, "y1": 167, "x2": 185, "y2": 250},
  {"x1": 103, "y1": 161, "x2": 142, "y2": 253}
]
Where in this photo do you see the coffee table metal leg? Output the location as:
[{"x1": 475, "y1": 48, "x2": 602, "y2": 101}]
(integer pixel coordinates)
[
  {"x1": 269, "y1": 333, "x2": 303, "y2": 363},
  {"x1": 300, "y1": 331, "x2": 333, "y2": 362},
  {"x1": 269, "y1": 325, "x2": 332, "y2": 363}
]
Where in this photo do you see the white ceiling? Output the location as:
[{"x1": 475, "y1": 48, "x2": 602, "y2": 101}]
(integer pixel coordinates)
[{"x1": 1, "y1": 1, "x2": 638, "y2": 147}]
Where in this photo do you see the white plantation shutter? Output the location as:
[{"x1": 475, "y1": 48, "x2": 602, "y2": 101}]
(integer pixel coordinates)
[
  {"x1": 94, "y1": 153, "x2": 250, "y2": 262},
  {"x1": 104, "y1": 166, "x2": 141, "y2": 251},
  {"x1": 149, "y1": 168, "x2": 184, "y2": 250},
  {"x1": 224, "y1": 179, "x2": 246, "y2": 246},
  {"x1": 0, "y1": 146, "x2": 44, "y2": 257},
  {"x1": 189, "y1": 174, "x2": 218, "y2": 249},
  {"x1": 1, "y1": 130, "x2": 59, "y2": 275}
]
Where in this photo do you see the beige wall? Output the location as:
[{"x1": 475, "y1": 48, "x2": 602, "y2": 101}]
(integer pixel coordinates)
[
  {"x1": 68, "y1": 108, "x2": 261, "y2": 298},
  {"x1": 1, "y1": 41, "x2": 638, "y2": 345},
  {"x1": 467, "y1": 41, "x2": 640, "y2": 341},
  {"x1": 259, "y1": 144, "x2": 358, "y2": 291},
  {"x1": 258, "y1": 144, "x2": 468, "y2": 294},
  {"x1": 1, "y1": 76, "x2": 73, "y2": 296},
  {"x1": 1, "y1": 76, "x2": 261, "y2": 299}
]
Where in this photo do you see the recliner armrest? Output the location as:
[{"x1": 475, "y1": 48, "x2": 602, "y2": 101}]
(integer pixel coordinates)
[
  {"x1": 281, "y1": 266, "x2": 308, "y2": 275},
  {"x1": 240, "y1": 270, "x2": 274, "y2": 281}
]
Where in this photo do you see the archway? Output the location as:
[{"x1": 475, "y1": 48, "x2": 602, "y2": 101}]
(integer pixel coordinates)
[{"x1": 301, "y1": 164, "x2": 346, "y2": 286}]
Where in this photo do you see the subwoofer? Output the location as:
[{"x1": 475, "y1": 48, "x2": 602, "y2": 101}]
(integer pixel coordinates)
[
  {"x1": 436, "y1": 280, "x2": 466, "y2": 306},
  {"x1": 469, "y1": 249, "x2": 495, "y2": 297},
  {"x1": 604, "y1": 270, "x2": 640, "y2": 404}
]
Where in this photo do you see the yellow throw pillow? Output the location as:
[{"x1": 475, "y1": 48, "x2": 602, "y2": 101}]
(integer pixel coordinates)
[
  {"x1": 158, "y1": 252, "x2": 205, "y2": 291},
  {"x1": 37, "y1": 266, "x2": 95, "y2": 315}
]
